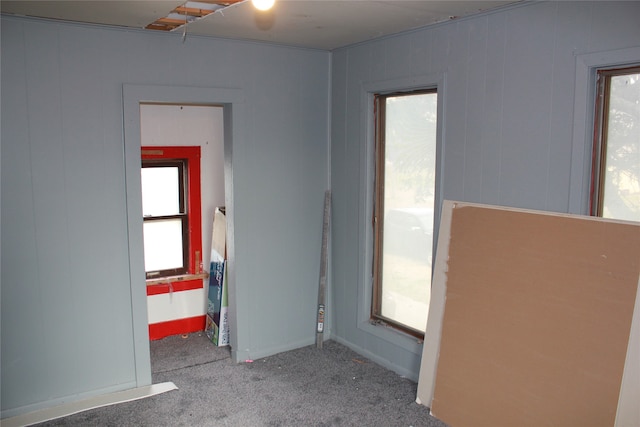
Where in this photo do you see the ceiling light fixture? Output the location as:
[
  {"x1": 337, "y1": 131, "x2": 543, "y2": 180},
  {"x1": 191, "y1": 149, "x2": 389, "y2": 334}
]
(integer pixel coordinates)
[{"x1": 251, "y1": 0, "x2": 275, "y2": 11}]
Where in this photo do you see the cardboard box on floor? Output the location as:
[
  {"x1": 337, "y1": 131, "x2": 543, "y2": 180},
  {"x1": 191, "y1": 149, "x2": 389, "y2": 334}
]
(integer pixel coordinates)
[
  {"x1": 417, "y1": 201, "x2": 640, "y2": 427},
  {"x1": 205, "y1": 207, "x2": 229, "y2": 346}
]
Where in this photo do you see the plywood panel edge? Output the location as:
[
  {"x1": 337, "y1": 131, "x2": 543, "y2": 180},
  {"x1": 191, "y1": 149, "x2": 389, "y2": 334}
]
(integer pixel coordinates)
[
  {"x1": 616, "y1": 275, "x2": 640, "y2": 427},
  {"x1": 416, "y1": 199, "x2": 455, "y2": 409}
]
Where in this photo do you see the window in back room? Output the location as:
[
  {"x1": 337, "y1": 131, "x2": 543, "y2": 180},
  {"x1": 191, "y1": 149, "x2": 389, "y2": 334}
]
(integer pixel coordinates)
[
  {"x1": 372, "y1": 89, "x2": 438, "y2": 338},
  {"x1": 591, "y1": 66, "x2": 640, "y2": 222},
  {"x1": 142, "y1": 146, "x2": 202, "y2": 282}
]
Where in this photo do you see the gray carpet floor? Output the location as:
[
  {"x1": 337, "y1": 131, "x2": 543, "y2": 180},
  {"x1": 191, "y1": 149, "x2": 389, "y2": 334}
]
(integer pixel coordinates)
[{"x1": 35, "y1": 333, "x2": 448, "y2": 426}]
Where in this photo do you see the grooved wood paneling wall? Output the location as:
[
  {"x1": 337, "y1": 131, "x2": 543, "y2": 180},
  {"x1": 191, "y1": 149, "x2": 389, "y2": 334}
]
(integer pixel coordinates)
[
  {"x1": 1, "y1": 18, "x2": 329, "y2": 417},
  {"x1": 330, "y1": 1, "x2": 640, "y2": 380}
]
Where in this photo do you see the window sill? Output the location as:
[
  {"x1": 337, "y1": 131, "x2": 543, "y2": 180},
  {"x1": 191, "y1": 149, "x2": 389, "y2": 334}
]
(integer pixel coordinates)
[
  {"x1": 146, "y1": 272, "x2": 209, "y2": 296},
  {"x1": 146, "y1": 272, "x2": 209, "y2": 286}
]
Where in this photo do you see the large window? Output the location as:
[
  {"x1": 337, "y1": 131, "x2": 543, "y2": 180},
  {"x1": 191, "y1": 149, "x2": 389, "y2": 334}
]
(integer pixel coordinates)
[
  {"x1": 372, "y1": 89, "x2": 438, "y2": 337},
  {"x1": 591, "y1": 66, "x2": 640, "y2": 222},
  {"x1": 142, "y1": 146, "x2": 202, "y2": 283}
]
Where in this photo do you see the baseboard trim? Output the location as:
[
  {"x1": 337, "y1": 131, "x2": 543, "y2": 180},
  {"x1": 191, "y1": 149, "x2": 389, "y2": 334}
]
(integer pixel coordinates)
[{"x1": 1, "y1": 382, "x2": 177, "y2": 427}]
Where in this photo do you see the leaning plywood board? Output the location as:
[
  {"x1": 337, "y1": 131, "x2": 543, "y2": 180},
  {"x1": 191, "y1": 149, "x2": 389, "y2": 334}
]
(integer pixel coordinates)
[
  {"x1": 617, "y1": 281, "x2": 640, "y2": 427},
  {"x1": 206, "y1": 207, "x2": 229, "y2": 346},
  {"x1": 417, "y1": 201, "x2": 640, "y2": 427}
]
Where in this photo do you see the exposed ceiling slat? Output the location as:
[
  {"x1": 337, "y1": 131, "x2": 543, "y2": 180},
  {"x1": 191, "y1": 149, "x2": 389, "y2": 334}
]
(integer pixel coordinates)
[
  {"x1": 173, "y1": 7, "x2": 214, "y2": 18},
  {"x1": 145, "y1": 23, "x2": 175, "y2": 31},
  {"x1": 155, "y1": 17, "x2": 188, "y2": 25},
  {"x1": 195, "y1": 0, "x2": 243, "y2": 5}
]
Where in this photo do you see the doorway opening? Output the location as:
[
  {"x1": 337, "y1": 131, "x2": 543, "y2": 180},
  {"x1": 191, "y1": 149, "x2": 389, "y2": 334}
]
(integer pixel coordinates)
[
  {"x1": 140, "y1": 103, "x2": 225, "y2": 340},
  {"x1": 123, "y1": 83, "x2": 242, "y2": 386}
]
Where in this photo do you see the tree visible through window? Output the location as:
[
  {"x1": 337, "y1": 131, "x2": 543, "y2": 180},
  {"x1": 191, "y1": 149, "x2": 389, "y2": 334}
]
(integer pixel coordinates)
[
  {"x1": 591, "y1": 66, "x2": 640, "y2": 222},
  {"x1": 372, "y1": 89, "x2": 438, "y2": 337}
]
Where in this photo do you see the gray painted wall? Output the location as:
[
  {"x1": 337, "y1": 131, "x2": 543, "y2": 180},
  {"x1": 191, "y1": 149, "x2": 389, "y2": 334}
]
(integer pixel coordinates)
[
  {"x1": 329, "y1": 1, "x2": 640, "y2": 380},
  {"x1": 1, "y1": 17, "x2": 329, "y2": 417}
]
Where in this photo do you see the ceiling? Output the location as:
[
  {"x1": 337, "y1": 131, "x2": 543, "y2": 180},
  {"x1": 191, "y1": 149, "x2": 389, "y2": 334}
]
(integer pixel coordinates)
[{"x1": 0, "y1": 0, "x2": 519, "y2": 50}]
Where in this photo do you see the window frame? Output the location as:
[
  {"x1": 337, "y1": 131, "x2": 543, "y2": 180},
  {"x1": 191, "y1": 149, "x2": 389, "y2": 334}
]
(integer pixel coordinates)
[
  {"x1": 590, "y1": 65, "x2": 640, "y2": 218},
  {"x1": 141, "y1": 146, "x2": 203, "y2": 291},
  {"x1": 371, "y1": 88, "x2": 438, "y2": 339},
  {"x1": 142, "y1": 158, "x2": 189, "y2": 278}
]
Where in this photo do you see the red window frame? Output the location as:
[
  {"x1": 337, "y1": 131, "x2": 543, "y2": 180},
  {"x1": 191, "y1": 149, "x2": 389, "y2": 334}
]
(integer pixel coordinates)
[{"x1": 142, "y1": 146, "x2": 203, "y2": 295}]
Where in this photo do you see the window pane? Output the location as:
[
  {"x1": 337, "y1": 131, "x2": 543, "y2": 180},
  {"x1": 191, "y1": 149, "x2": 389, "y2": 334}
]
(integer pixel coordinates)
[
  {"x1": 380, "y1": 92, "x2": 437, "y2": 332},
  {"x1": 141, "y1": 166, "x2": 180, "y2": 216},
  {"x1": 143, "y1": 219, "x2": 184, "y2": 272},
  {"x1": 601, "y1": 73, "x2": 640, "y2": 222}
]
